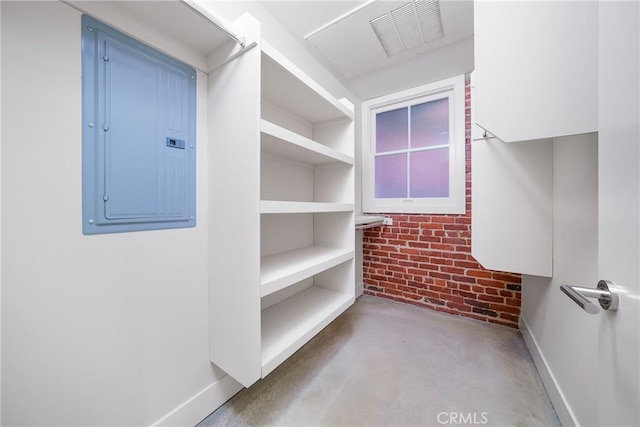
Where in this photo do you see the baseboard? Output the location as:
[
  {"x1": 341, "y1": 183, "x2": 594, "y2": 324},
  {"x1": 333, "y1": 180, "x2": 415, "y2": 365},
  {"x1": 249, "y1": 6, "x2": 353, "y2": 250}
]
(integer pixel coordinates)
[
  {"x1": 519, "y1": 316, "x2": 578, "y2": 427},
  {"x1": 152, "y1": 374, "x2": 243, "y2": 427},
  {"x1": 356, "y1": 281, "x2": 364, "y2": 297}
]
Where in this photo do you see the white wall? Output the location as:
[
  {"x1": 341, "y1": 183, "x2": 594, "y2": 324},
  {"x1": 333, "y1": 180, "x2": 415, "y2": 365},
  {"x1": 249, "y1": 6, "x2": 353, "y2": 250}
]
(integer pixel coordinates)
[
  {"x1": 1, "y1": 1, "x2": 353, "y2": 425},
  {"x1": 520, "y1": 134, "x2": 599, "y2": 426},
  {"x1": 0, "y1": 1, "x2": 3, "y2": 421},
  {"x1": 1, "y1": 2, "x2": 228, "y2": 425}
]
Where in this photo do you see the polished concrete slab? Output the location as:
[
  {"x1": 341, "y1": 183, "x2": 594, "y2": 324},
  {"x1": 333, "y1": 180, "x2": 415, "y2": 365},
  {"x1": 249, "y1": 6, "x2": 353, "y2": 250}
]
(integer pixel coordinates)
[{"x1": 200, "y1": 295, "x2": 559, "y2": 426}]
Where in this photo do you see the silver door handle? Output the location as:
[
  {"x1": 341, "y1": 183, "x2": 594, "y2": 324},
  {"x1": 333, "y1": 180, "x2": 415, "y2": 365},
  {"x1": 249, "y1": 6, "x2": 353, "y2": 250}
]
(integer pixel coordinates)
[{"x1": 560, "y1": 280, "x2": 619, "y2": 314}]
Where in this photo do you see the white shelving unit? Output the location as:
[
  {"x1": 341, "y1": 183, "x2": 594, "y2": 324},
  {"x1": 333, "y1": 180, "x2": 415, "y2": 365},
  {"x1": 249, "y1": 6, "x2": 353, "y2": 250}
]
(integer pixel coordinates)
[
  {"x1": 261, "y1": 286, "x2": 352, "y2": 375},
  {"x1": 261, "y1": 246, "x2": 354, "y2": 296},
  {"x1": 260, "y1": 201, "x2": 354, "y2": 213},
  {"x1": 209, "y1": 24, "x2": 355, "y2": 388}
]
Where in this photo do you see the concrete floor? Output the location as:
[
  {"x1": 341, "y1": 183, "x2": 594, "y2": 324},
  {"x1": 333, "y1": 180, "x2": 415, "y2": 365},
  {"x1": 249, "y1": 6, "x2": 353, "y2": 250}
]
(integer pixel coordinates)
[{"x1": 200, "y1": 295, "x2": 559, "y2": 426}]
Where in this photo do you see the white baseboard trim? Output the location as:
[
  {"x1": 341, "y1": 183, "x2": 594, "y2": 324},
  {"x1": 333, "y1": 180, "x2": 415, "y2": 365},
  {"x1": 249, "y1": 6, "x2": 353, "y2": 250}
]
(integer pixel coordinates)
[
  {"x1": 356, "y1": 281, "x2": 364, "y2": 297},
  {"x1": 152, "y1": 374, "x2": 243, "y2": 427},
  {"x1": 519, "y1": 316, "x2": 578, "y2": 427}
]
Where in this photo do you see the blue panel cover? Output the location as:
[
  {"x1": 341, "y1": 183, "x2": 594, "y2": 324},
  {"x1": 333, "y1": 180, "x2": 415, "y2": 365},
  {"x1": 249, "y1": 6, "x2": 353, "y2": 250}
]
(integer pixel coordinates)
[{"x1": 82, "y1": 15, "x2": 196, "y2": 234}]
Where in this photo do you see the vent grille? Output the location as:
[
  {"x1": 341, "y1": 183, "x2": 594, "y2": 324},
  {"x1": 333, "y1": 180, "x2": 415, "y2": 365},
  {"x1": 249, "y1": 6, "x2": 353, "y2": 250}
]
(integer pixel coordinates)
[{"x1": 370, "y1": 0, "x2": 444, "y2": 57}]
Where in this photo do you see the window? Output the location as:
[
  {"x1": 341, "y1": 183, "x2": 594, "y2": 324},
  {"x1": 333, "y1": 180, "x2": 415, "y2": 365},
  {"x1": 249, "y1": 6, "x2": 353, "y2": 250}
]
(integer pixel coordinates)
[
  {"x1": 362, "y1": 75, "x2": 465, "y2": 214},
  {"x1": 81, "y1": 15, "x2": 197, "y2": 234}
]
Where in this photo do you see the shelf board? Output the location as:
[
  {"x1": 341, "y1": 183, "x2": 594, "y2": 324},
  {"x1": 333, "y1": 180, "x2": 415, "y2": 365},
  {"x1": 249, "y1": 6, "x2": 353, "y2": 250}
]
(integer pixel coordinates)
[
  {"x1": 260, "y1": 201, "x2": 354, "y2": 214},
  {"x1": 261, "y1": 120, "x2": 354, "y2": 166},
  {"x1": 261, "y1": 246, "x2": 354, "y2": 297},
  {"x1": 261, "y1": 41, "x2": 354, "y2": 125},
  {"x1": 261, "y1": 286, "x2": 353, "y2": 376},
  {"x1": 355, "y1": 215, "x2": 386, "y2": 226}
]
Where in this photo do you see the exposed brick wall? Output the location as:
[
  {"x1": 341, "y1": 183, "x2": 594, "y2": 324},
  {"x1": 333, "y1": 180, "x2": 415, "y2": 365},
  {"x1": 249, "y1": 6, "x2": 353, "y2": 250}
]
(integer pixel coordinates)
[{"x1": 362, "y1": 76, "x2": 522, "y2": 328}]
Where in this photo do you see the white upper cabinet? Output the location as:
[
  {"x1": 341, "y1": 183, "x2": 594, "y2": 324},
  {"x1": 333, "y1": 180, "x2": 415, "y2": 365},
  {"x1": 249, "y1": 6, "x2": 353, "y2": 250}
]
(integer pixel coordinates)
[{"x1": 474, "y1": 1, "x2": 598, "y2": 143}]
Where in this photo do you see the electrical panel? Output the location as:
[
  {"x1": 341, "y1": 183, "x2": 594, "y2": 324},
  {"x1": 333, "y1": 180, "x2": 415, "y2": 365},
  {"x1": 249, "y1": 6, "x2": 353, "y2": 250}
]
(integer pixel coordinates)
[{"x1": 82, "y1": 15, "x2": 196, "y2": 235}]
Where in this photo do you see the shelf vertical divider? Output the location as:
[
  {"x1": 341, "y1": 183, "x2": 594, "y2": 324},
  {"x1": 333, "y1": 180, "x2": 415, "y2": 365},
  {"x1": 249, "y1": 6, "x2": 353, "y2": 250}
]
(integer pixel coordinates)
[{"x1": 208, "y1": 14, "x2": 262, "y2": 388}]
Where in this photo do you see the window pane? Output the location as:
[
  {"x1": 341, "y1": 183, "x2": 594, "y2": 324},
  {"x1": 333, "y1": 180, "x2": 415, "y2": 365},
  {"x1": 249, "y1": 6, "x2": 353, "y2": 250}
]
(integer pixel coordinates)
[
  {"x1": 410, "y1": 148, "x2": 449, "y2": 198},
  {"x1": 375, "y1": 154, "x2": 407, "y2": 198},
  {"x1": 376, "y1": 107, "x2": 408, "y2": 153},
  {"x1": 411, "y1": 98, "x2": 449, "y2": 148}
]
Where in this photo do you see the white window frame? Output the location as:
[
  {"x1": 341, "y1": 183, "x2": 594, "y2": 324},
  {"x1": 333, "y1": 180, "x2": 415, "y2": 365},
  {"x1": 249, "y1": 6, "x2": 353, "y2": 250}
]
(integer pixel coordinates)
[{"x1": 362, "y1": 75, "x2": 466, "y2": 214}]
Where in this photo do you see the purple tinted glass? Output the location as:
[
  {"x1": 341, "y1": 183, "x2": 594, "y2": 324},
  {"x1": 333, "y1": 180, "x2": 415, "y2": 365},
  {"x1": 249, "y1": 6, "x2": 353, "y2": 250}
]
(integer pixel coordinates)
[
  {"x1": 375, "y1": 154, "x2": 407, "y2": 198},
  {"x1": 411, "y1": 98, "x2": 449, "y2": 148},
  {"x1": 376, "y1": 107, "x2": 408, "y2": 153},
  {"x1": 409, "y1": 148, "x2": 449, "y2": 198}
]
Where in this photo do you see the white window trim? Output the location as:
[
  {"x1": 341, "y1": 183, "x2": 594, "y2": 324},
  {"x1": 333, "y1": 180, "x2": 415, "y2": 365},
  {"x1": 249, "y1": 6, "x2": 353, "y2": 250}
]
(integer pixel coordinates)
[{"x1": 362, "y1": 75, "x2": 466, "y2": 214}]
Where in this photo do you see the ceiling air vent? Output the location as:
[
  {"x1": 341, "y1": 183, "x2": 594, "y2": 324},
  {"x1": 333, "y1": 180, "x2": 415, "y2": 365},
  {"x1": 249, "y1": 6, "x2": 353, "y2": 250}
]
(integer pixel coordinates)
[{"x1": 370, "y1": 0, "x2": 444, "y2": 57}]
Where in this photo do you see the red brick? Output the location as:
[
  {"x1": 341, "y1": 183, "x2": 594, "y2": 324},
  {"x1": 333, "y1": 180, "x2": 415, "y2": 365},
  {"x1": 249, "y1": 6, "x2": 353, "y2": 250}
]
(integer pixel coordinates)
[
  {"x1": 466, "y1": 270, "x2": 493, "y2": 278},
  {"x1": 451, "y1": 274, "x2": 477, "y2": 284},
  {"x1": 397, "y1": 284, "x2": 415, "y2": 293},
  {"x1": 477, "y1": 279, "x2": 507, "y2": 288},
  {"x1": 499, "y1": 313, "x2": 520, "y2": 323},
  {"x1": 431, "y1": 243, "x2": 455, "y2": 251},
  {"x1": 440, "y1": 293, "x2": 465, "y2": 304},
  {"x1": 398, "y1": 234, "x2": 419, "y2": 241},
  {"x1": 417, "y1": 289, "x2": 441, "y2": 299},
  {"x1": 430, "y1": 272, "x2": 452, "y2": 281},
  {"x1": 417, "y1": 236, "x2": 443, "y2": 243},
  {"x1": 478, "y1": 294, "x2": 505, "y2": 303},
  {"x1": 420, "y1": 222, "x2": 445, "y2": 230},
  {"x1": 441, "y1": 266, "x2": 465, "y2": 275},
  {"x1": 402, "y1": 293, "x2": 421, "y2": 301},
  {"x1": 442, "y1": 237, "x2": 467, "y2": 245},
  {"x1": 433, "y1": 278, "x2": 447, "y2": 287},
  {"x1": 454, "y1": 260, "x2": 480, "y2": 269},
  {"x1": 454, "y1": 290, "x2": 478, "y2": 299},
  {"x1": 431, "y1": 217, "x2": 456, "y2": 224},
  {"x1": 493, "y1": 272, "x2": 521, "y2": 282},
  {"x1": 407, "y1": 241, "x2": 432, "y2": 249},
  {"x1": 506, "y1": 298, "x2": 520, "y2": 307},
  {"x1": 488, "y1": 303, "x2": 520, "y2": 315},
  {"x1": 443, "y1": 224, "x2": 468, "y2": 232},
  {"x1": 446, "y1": 302, "x2": 473, "y2": 313}
]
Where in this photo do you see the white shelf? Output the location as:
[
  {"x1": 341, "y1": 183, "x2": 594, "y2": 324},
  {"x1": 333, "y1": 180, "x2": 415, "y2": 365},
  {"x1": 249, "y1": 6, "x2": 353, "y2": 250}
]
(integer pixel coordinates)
[
  {"x1": 260, "y1": 201, "x2": 354, "y2": 214},
  {"x1": 261, "y1": 41, "x2": 353, "y2": 125},
  {"x1": 261, "y1": 120, "x2": 353, "y2": 166},
  {"x1": 261, "y1": 246, "x2": 354, "y2": 297},
  {"x1": 210, "y1": 21, "x2": 354, "y2": 388},
  {"x1": 355, "y1": 215, "x2": 386, "y2": 226},
  {"x1": 261, "y1": 286, "x2": 353, "y2": 376}
]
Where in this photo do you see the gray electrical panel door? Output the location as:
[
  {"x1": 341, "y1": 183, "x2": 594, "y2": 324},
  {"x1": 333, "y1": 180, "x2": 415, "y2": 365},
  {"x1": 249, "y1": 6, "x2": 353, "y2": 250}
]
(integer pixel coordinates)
[{"x1": 82, "y1": 15, "x2": 196, "y2": 234}]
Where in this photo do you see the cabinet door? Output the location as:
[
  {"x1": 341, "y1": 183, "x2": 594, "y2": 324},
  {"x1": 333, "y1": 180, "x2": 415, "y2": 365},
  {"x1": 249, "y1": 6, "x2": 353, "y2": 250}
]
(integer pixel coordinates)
[{"x1": 474, "y1": 1, "x2": 597, "y2": 142}]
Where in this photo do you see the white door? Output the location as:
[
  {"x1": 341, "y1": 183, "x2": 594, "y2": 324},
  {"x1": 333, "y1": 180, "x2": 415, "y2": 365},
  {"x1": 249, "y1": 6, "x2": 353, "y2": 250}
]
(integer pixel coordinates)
[{"x1": 597, "y1": 2, "x2": 640, "y2": 425}]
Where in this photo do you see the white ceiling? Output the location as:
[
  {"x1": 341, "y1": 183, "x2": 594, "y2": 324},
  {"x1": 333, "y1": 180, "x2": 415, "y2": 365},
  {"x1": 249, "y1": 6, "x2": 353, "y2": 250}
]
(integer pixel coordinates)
[{"x1": 261, "y1": 0, "x2": 474, "y2": 84}]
